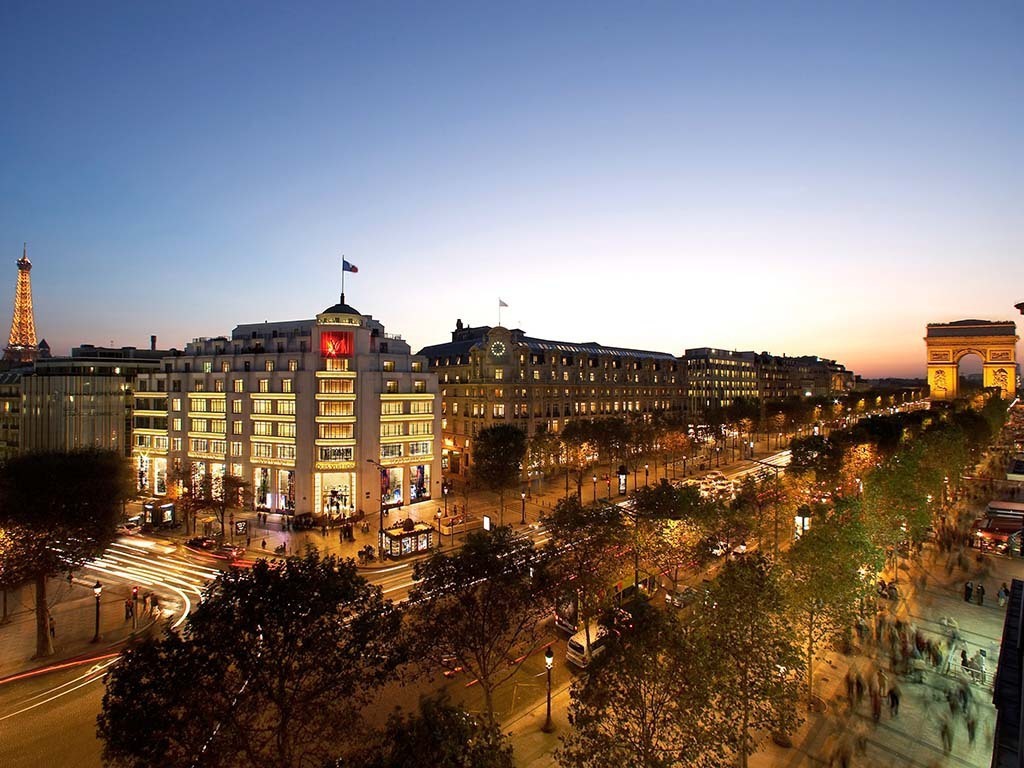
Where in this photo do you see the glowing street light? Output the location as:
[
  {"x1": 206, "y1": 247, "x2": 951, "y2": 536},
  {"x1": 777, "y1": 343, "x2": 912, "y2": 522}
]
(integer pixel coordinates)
[{"x1": 542, "y1": 646, "x2": 555, "y2": 733}]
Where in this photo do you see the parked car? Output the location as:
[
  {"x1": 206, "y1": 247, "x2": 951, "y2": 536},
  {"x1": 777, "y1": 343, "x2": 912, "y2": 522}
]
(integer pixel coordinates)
[{"x1": 665, "y1": 586, "x2": 699, "y2": 609}]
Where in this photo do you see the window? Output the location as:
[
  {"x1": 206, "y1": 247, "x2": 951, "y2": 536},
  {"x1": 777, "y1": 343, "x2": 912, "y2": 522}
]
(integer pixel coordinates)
[
  {"x1": 210, "y1": 398, "x2": 225, "y2": 412},
  {"x1": 494, "y1": 368, "x2": 503, "y2": 381},
  {"x1": 319, "y1": 446, "x2": 353, "y2": 461},
  {"x1": 221, "y1": 362, "x2": 230, "y2": 373},
  {"x1": 193, "y1": 381, "x2": 205, "y2": 392},
  {"x1": 282, "y1": 378, "x2": 292, "y2": 393},
  {"x1": 409, "y1": 421, "x2": 432, "y2": 435},
  {"x1": 381, "y1": 444, "x2": 403, "y2": 459},
  {"x1": 412, "y1": 361, "x2": 422, "y2": 372},
  {"x1": 318, "y1": 424, "x2": 354, "y2": 439},
  {"x1": 276, "y1": 445, "x2": 296, "y2": 460},
  {"x1": 233, "y1": 379, "x2": 244, "y2": 392},
  {"x1": 253, "y1": 421, "x2": 273, "y2": 436},
  {"x1": 232, "y1": 421, "x2": 243, "y2": 435},
  {"x1": 533, "y1": 370, "x2": 540, "y2": 381},
  {"x1": 172, "y1": 398, "x2": 182, "y2": 411},
  {"x1": 231, "y1": 463, "x2": 243, "y2": 476},
  {"x1": 385, "y1": 380, "x2": 398, "y2": 393},
  {"x1": 172, "y1": 418, "x2": 182, "y2": 431},
  {"x1": 253, "y1": 400, "x2": 272, "y2": 414},
  {"x1": 153, "y1": 436, "x2": 168, "y2": 450},
  {"x1": 288, "y1": 359, "x2": 298, "y2": 372},
  {"x1": 325, "y1": 357, "x2": 349, "y2": 372},
  {"x1": 252, "y1": 443, "x2": 274, "y2": 459},
  {"x1": 203, "y1": 361, "x2": 212, "y2": 373},
  {"x1": 172, "y1": 379, "x2": 182, "y2": 392},
  {"x1": 211, "y1": 419, "x2": 226, "y2": 434},
  {"x1": 191, "y1": 418, "x2": 209, "y2": 433},
  {"x1": 493, "y1": 404, "x2": 505, "y2": 418},
  {"x1": 383, "y1": 360, "x2": 395, "y2": 372},
  {"x1": 277, "y1": 422, "x2": 296, "y2": 438},
  {"x1": 380, "y1": 422, "x2": 404, "y2": 437},
  {"x1": 410, "y1": 400, "x2": 432, "y2": 414},
  {"x1": 191, "y1": 399, "x2": 208, "y2": 412},
  {"x1": 232, "y1": 400, "x2": 242, "y2": 414},
  {"x1": 210, "y1": 440, "x2": 226, "y2": 454},
  {"x1": 277, "y1": 400, "x2": 295, "y2": 415},
  {"x1": 230, "y1": 441, "x2": 243, "y2": 457},
  {"x1": 318, "y1": 378, "x2": 354, "y2": 394},
  {"x1": 190, "y1": 438, "x2": 208, "y2": 453},
  {"x1": 318, "y1": 401, "x2": 353, "y2": 416},
  {"x1": 381, "y1": 401, "x2": 403, "y2": 415},
  {"x1": 259, "y1": 379, "x2": 269, "y2": 393},
  {"x1": 414, "y1": 380, "x2": 426, "y2": 393},
  {"x1": 172, "y1": 437, "x2": 183, "y2": 451},
  {"x1": 409, "y1": 441, "x2": 431, "y2": 456},
  {"x1": 265, "y1": 361, "x2": 274, "y2": 372}
]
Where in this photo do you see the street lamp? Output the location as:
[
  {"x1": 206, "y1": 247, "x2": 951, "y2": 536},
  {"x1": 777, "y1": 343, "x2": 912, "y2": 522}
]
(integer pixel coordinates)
[
  {"x1": 749, "y1": 441, "x2": 754, "y2": 459},
  {"x1": 443, "y1": 484, "x2": 449, "y2": 516},
  {"x1": 592, "y1": 475, "x2": 597, "y2": 504},
  {"x1": 542, "y1": 646, "x2": 555, "y2": 733},
  {"x1": 365, "y1": 459, "x2": 387, "y2": 559},
  {"x1": 644, "y1": 463, "x2": 649, "y2": 487},
  {"x1": 715, "y1": 447, "x2": 721, "y2": 467},
  {"x1": 436, "y1": 509, "x2": 443, "y2": 549},
  {"x1": 521, "y1": 491, "x2": 527, "y2": 525},
  {"x1": 91, "y1": 580, "x2": 102, "y2": 643}
]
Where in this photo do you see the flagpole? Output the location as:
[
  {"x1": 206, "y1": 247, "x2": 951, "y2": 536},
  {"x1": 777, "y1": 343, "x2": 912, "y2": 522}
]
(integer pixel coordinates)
[
  {"x1": 341, "y1": 255, "x2": 345, "y2": 303},
  {"x1": 498, "y1": 299, "x2": 502, "y2": 327}
]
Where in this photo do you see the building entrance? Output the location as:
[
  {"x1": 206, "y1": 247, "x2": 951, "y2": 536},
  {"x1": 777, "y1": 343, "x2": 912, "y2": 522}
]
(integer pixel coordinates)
[{"x1": 925, "y1": 319, "x2": 1018, "y2": 400}]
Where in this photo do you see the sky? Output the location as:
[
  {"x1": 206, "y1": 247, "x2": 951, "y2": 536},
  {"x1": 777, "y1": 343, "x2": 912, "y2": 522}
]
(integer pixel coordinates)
[{"x1": 1, "y1": 1, "x2": 1021, "y2": 378}]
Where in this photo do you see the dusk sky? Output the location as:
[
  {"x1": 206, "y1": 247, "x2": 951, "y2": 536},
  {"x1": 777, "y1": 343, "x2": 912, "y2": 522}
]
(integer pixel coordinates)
[{"x1": 1, "y1": 1, "x2": 1021, "y2": 378}]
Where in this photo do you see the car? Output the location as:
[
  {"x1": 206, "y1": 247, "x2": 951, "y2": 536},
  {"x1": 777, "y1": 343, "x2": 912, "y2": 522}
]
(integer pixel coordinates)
[
  {"x1": 710, "y1": 541, "x2": 728, "y2": 557},
  {"x1": 566, "y1": 622, "x2": 617, "y2": 668},
  {"x1": 117, "y1": 521, "x2": 141, "y2": 536},
  {"x1": 184, "y1": 537, "x2": 218, "y2": 552},
  {"x1": 731, "y1": 541, "x2": 748, "y2": 556},
  {"x1": 665, "y1": 586, "x2": 699, "y2": 609},
  {"x1": 216, "y1": 544, "x2": 246, "y2": 560}
]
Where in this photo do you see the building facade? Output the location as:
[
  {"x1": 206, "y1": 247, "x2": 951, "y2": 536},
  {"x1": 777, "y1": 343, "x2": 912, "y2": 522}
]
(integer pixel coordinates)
[
  {"x1": 418, "y1": 321, "x2": 684, "y2": 477},
  {"x1": 133, "y1": 300, "x2": 441, "y2": 520},
  {"x1": 684, "y1": 348, "x2": 758, "y2": 420},
  {"x1": 19, "y1": 344, "x2": 166, "y2": 456}
]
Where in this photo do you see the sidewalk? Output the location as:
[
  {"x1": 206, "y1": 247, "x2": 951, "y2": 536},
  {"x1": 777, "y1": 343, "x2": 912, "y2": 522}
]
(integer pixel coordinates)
[
  {"x1": 0, "y1": 577, "x2": 155, "y2": 682},
  {"x1": 503, "y1": 544, "x2": 1021, "y2": 768}
]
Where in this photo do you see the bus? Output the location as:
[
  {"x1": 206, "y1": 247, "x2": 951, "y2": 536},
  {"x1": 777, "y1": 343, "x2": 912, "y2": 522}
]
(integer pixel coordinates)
[{"x1": 554, "y1": 573, "x2": 658, "y2": 634}]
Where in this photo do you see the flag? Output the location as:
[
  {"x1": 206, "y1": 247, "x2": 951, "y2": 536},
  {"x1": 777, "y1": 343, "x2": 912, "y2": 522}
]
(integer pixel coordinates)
[
  {"x1": 498, "y1": 298, "x2": 508, "y2": 307},
  {"x1": 343, "y1": 259, "x2": 358, "y2": 273}
]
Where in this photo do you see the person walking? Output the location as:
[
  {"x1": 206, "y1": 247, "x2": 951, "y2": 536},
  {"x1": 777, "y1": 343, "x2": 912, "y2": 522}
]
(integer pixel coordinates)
[
  {"x1": 124, "y1": 599, "x2": 133, "y2": 622},
  {"x1": 888, "y1": 682, "x2": 901, "y2": 716},
  {"x1": 940, "y1": 718, "x2": 954, "y2": 755},
  {"x1": 976, "y1": 582, "x2": 986, "y2": 606},
  {"x1": 261, "y1": 538, "x2": 267, "y2": 550},
  {"x1": 999, "y1": 583, "x2": 1010, "y2": 607},
  {"x1": 964, "y1": 580, "x2": 974, "y2": 602}
]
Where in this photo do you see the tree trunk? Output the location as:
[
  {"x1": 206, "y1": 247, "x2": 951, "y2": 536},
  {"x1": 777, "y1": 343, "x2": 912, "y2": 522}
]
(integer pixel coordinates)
[
  {"x1": 35, "y1": 572, "x2": 54, "y2": 658},
  {"x1": 1, "y1": 587, "x2": 9, "y2": 624}
]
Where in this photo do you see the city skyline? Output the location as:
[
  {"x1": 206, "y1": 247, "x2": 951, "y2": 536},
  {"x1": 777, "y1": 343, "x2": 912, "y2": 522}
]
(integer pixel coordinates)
[{"x1": 2, "y1": 2, "x2": 1021, "y2": 377}]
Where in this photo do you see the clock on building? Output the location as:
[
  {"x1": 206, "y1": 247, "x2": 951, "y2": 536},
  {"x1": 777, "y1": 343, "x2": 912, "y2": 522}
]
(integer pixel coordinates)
[{"x1": 490, "y1": 341, "x2": 506, "y2": 357}]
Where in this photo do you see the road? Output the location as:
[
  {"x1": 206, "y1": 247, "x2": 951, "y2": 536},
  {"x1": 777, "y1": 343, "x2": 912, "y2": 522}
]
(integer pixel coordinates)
[{"x1": 0, "y1": 450, "x2": 775, "y2": 768}]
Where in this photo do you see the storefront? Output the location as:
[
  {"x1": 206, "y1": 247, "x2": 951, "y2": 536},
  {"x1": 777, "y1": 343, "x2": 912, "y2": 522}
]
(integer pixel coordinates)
[
  {"x1": 380, "y1": 467, "x2": 404, "y2": 509},
  {"x1": 277, "y1": 469, "x2": 296, "y2": 512},
  {"x1": 316, "y1": 470, "x2": 356, "y2": 518},
  {"x1": 142, "y1": 500, "x2": 176, "y2": 529},
  {"x1": 254, "y1": 466, "x2": 270, "y2": 510},
  {"x1": 409, "y1": 464, "x2": 431, "y2": 503}
]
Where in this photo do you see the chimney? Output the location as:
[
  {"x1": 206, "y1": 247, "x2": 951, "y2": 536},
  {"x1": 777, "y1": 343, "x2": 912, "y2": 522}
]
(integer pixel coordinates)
[{"x1": 150, "y1": 335, "x2": 157, "y2": 351}]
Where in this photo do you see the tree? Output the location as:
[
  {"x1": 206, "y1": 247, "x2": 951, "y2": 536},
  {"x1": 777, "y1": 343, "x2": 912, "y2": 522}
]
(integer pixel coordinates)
[
  {"x1": 558, "y1": 604, "x2": 727, "y2": 768},
  {"x1": 472, "y1": 425, "x2": 527, "y2": 525},
  {"x1": 0, "y1": 450, "x2": 133, "y2": 657},
  {"x1": 705, "y1": 556, "x2": 804, "y2": 767},
  {"x1": 782, "y1": 510, "x2": 878, "y2": 699},
  {"x1": 196, "y1": 472, "x2": 252, "y2": 538},
  {"x1": 560, "y1": 419, "x2": 597, "y2": 500},
  {"x1": 341, "y1": 693, "x2": 514, "y2": 768},
  {"x1": 98, "y1": 553, "x2": 402, "y2": 768},
  {"x1": 543, "y1": 496, "x2": 627, "y2": 661},
  {"x1": 407, "y1": 527, "x2": 548, "y2": 724}
]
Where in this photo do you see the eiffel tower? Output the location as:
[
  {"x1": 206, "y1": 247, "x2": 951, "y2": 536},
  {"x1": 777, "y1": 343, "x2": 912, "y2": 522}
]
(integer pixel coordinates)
[{"x1": 4, "y1": 244, "x2": 38, "y2": 363}]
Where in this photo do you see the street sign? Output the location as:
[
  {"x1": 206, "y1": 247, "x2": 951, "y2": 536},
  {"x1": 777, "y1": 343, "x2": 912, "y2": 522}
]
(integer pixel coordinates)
[
  {"x1": 483, "y1": 515, "x2": 492, "y2": 531},
  {"x1": 235, "y1": 520, "x2": 248, "y2": 537}
]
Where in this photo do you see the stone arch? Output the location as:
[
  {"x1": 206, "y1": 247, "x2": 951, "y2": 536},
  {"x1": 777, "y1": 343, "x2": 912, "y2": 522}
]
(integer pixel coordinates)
[{"x1": 925, "y1": 320, "x2": 1018, "y2": 400}]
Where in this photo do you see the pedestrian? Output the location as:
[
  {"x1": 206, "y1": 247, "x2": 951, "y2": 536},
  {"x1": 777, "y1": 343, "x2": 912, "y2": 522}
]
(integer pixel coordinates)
[
  {"x1": 246, "y1": 535, "x2": 251, "y2": 548},
  {"x1": 871, "y1": 688, "x2": 882, "y2": 722},
  {"x1": 888, "y1": 682, "x2": 901, "y2": 716},
  {"x1": 940, "y1": 718, "x2": 954, "y2": 755},
  {"x1": 124, "y1": 599, "x2": 133, "y2": 621},
  {"x1": 261, "y1": 538, "x2": 267, "y2": 550},
  {"x1": 960, "y1": 649, "x2": 970, "y2": 676},
  {"x1": 845, "y1": 669, "x2": 856, "y2": 708},
  {"x1": 999, "y1": 583, "x2": 1010, "y2": 607},
  {"x1": 964, "y1": 580, "x2": 974, "y2": 602},
  {"x1": 966, "y1": 713, "x2": 977, "y2": 746},
  {"x1": 976, "y1": 583, "x2": 986, "y2": 606},
  {"x1": 48, "y1": 614, "x2": 55, "y2": 639}
]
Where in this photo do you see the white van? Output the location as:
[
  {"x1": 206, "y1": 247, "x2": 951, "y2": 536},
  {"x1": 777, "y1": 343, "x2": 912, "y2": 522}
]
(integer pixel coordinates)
[{"x1": 566, "y1": 623, "x2": 614, "y2": 669}]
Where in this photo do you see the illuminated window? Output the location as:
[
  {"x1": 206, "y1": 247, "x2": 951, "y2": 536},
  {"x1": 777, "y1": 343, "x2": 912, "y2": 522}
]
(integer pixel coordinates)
[
  {"x1": 230, "y1": 441, "x2": 242, "y2": 457},
  {"x1": 319, "y1": 401, "x2": 353, "y2": 416},
  {"x1": 414, "y1": 380, "x2": 426, "y2": 392},
  {"x1": 253, "y1": 400, "x2": 272, "y2": 414},
  {"x1": 381, "y1": 422, "x2": 404, "y2": 437},
  {"x1": 232, "y1": 421, "x2": 243, "y2": 435},
  {"x1": 233, "y1": 380, "x2": 244, "y2": 393},
  {"x1": 409, "y1": 421, "x2": 432, "y2": 435},
  {"x1": 410, "y1": 400, "x2": 432, "y2": 414},
  {"x1": 172, "y1": 398, "x2": 182, "y2": 411},
  {"x1": 319, "y1": 423, "x2": 354, "y2": 439},
  {"x1": 409, "y1": 441, "x2": 431, "y2": 456},
  {"x1": 203, "y1": 362, "x2": 212, "y2": 373},
  {"x1": 172, "y1": 418, "x2": 182, "y2": 431},
  {"x1": 385, "y1": 380, "x2": 398, "y2": 393},
  {"x1": 318, "y1": 379, "x2": 353, "y2": 394},
  {"x1": 383, "y1": 360, "x2": 395, "y2": 372},
  {"x1": 288, "y1": 359, "x2": 298, "y2": 372},
  {"x1": 265, "y1": 361, "x2": 274, "y2": 372},
  {"x1": 191, "y1": 418, "x2": 209, "y2": 433},
  {"x1": 381, "y1": 444, "x2": 403, "y2": 459},
  {"x1": 381, "y1": 401, "x2": 402, "y2": 415},
  {"x1": 277, "y1": 399, "x2": 295, "y2": 415},
  {"x1": 282, "y1": 378, "x2": 292, "y2": 393},
  {"x1": 259, "y1": 379, "x2": 269, "y2": 393},
  {"x1": 494, "y1": 369, "x2": 503, "y2": 381},
  {"x1": 254, "y1": 421, "x2": 273, "y2": 436},
  {"x1": 211, "y1": 420, "x2": 226, "y2": 434},
  {"x1": 278, "y1": 422, "x2": 296, "y2": 438},
  {"x1": 232, "y1": 400, "x2": 242, "y2": 414},
  {"x1": 252, "y1": 443, "x2": 274, "y2": 459},
  {"x1": 493, "y1": 404, "x2": 505, "y2": 418},
  {"x1": 276, "y1": 445, "x2": 296, "y2": 460},
  {"x1": 411, "y1": 361, "x2": 422, "y2": 372},
  {"x1": 191, "y1": 399, "x2": 208, "y2": 413},
  {"x1": 172, "y1": 437, "x2": 182, "y2": 451},
  {"x1": 319, "y1": 446, "x2": 353, "y2": 461},
  {"x1": 221, "y1": 362, "x2": 230, "y2": 373}
]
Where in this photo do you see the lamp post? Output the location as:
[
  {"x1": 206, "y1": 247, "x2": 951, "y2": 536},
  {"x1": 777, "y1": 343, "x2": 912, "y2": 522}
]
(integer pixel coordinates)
[
  {"x1": 521, "y1": 491, "x2": 527, "y2": 525},
  {"x1": 365, "y1": 459, "x2": 387, "y2": 559},
  {"x1": 436, "y1": 509, "x2": 443, "y2": 549},
  {"x1": 749, "y1": 441, "x2": 755, "y2": 460},
  {"x1": 644, "y1": 463, "x2": 649, "y2": 487},
  {"x1": 443, "y1": 485, "x2": 448, "y2": 516},
  {"x1": 592, "y1": 475, "x2": 597, "y2": 504},
  {"x1": 715, "y1": 447, "x2": 721, "y2": 467},
  {"x1": 91, "y1": 581, "x2": 102, "y2": 643},
  {"x1": 542, "y1": 646, "x2": 555, "y2": 733}
]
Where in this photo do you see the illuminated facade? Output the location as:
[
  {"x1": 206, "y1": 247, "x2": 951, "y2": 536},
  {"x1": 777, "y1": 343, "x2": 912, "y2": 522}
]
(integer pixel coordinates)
[
  {"x1": 684, "y1": 348, "x2": 758, "y2": 419},
  {"x1": 418, "y1": 321, "x2": 683, "y2": 476},
  {"x1": 925, "y1": 319, "x2": 1018, "y2": 400},
  {"x1": 0, "y1": 369, "x2": 25, "y2": 460},
  {"x1": 133, "y1": 300, "x2": 441, "y2": 518}
]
